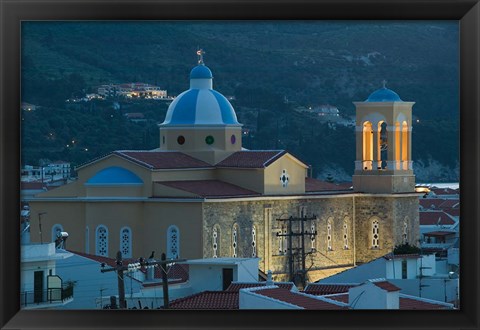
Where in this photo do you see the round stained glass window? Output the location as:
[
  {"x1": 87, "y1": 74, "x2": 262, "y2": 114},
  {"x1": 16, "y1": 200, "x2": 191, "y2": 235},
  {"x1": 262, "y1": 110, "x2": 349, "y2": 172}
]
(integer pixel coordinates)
[
  {"x1": 205, "y1": 135, "x2": 214, "y2": 145},
  {"x1": 231, "y1": 134, "x2": 236, "y2": 144},
  {"x1": 177, "y1": 136, "x2": 185, "y2": 145}
]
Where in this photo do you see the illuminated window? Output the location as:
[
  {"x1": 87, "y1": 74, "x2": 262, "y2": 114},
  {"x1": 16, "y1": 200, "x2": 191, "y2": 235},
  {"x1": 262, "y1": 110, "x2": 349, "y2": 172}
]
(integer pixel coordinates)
[
  {"x1": 232, "y1": 224, "x2": 239, "y2": 257},
  {"x1": 362, "y1": 121, "x2": 373, "y2": 170},
  {"x1": 372, "y1": 220, "x2": 380, "y2": 248},
  {"x1": 378, "y1": 121, "x2": 388, "y2": 169},
  {"x1": 327, "y1": 219, "x2": 333, "y2": 251},
  {"x1": 213, "y1": 225, "x2": 219, "y2": 258},
  {"x1": 251, "y1": 225, "x2": 257, "y2": 257},
  {"x1": 343, "y1": 220, "x2": 349, "y2": 249},
  {"x1": 310, "y1": 221, "x2": 316, "y2": 251},
  {"x1": 403, "y1": 219, "x2": 408, "y2": 244}
]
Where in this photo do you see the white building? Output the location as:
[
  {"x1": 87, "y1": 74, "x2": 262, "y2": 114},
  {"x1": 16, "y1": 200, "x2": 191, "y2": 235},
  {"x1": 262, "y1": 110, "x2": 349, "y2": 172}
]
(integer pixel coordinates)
[
  {"x1": 20, "y1": 240, "x2": 74, "y2": 309},
  {"x1": 317, "y1": 253, "x2": 459, "y2": 305}
]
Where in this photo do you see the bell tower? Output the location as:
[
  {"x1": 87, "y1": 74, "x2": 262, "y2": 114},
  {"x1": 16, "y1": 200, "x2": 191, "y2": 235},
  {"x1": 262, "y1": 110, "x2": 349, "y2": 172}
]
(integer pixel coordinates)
[{"x1": 352, "y1": 82, "x2": 416, "y2": 193}]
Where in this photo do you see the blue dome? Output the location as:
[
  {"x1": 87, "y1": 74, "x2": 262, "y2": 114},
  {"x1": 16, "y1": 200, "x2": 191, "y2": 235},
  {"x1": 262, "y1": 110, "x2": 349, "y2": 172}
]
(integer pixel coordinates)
[
  {"x1": 162, "y1": 89, "x2": 240, "y2": 126},
  {"x1": 162, "y1": 64, "x2": 241, "y2": 127},
  {"x1": 85, "y1": 166, "x2": 143, "y2": 186},
  {"x1": 366, "y1": 87, "x2": 402, "y2": 102},
  {"x1": 190, "y1": 65, "x2": 213, "y2": 79}
]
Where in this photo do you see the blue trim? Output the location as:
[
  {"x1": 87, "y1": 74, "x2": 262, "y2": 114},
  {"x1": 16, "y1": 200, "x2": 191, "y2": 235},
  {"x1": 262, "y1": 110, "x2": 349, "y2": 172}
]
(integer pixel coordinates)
[
  {"x1": 85, "y1": 166, "x2": 143, "y2": 185},
  {"x1": 210, "y1": 90, "x2": 240, "y2": 125},
  {"x1": 169, "y1": 89, "x2": 199, "y2": 124},
  {"x1": 190, "y1": 65, "x2": 213, "y2": 79},
  {"x1": 365, "y1": 87, "x2": 403, "y2": 102}
]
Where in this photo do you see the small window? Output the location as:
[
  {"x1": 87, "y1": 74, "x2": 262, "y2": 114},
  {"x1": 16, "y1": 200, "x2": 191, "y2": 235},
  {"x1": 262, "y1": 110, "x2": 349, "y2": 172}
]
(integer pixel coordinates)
[
  {"x1": 251, "y1": 225, "x2": 257, "y2": 257},
  {"x1": 372, "y1": 220, "x2": 380, "y2": 248},
  {"x1": 327, "y1": 220, "x2": 333, "y2": 251},
  {"x1": 213, "y1": 226, "x2": 219, "y2": 258},
  {"x1": 177, "y1": 135, "x2": 185, "y2": 145},
  {"x1": 343, "y1": 221, "x2": 349, "y2": 250},
  {"x1": 120, "y1": 227, "x2": 132, "y2": 258},
  {"x1": 232, "y1": 224, "x2": 238, "y2": 257},
  {"x1": 167, "y1": 225, "x2": 180, "y2": 259},
  {"x1": 95, "y1": 225, "x2": 109, "y2": 257}
]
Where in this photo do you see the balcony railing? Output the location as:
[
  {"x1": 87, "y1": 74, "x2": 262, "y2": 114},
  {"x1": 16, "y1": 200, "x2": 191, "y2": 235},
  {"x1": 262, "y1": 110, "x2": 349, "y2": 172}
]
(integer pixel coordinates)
[
  {"x1": 355, "y1": 160, "x2": 413, "y2": 171},
  {"x1": 20, "y1": 284, "x2": 74, "y2": 308}
]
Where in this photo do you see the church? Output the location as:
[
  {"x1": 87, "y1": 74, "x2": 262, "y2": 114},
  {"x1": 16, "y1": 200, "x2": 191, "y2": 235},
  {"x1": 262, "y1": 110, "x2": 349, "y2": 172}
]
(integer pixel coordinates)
[{"x1": 28, "y1": 53, "x2": 420, "y2": 283}]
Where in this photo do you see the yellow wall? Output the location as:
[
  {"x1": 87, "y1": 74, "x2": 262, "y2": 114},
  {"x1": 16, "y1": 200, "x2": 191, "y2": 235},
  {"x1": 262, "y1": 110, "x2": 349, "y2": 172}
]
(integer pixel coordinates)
[
  {"x1": 264, "y1": 154, "x2": 307, "y2": 195},
  {"x1": 215, "y1": 168, "x2": 265, "y2": 193}
]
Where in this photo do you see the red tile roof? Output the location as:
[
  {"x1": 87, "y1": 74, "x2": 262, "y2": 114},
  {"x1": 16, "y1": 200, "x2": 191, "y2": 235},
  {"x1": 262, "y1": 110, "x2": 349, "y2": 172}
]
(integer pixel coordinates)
[
  {"x1": 253, "y1": 287, "x2": 347, "y2": 310},
  {"x1": 155, "y1": 180, "x2": 261, "y2": 198},
  {"x1": 169, "y1": 291, "x2": 239, "y2": 310},
  {"x1": 324, "y1": 293, "x2": 452, "y2": 310},
  {"x1": 115, "y1": 151, "x2": 213, "y2": 169},
  {"x1": 371, "y1": 281, "x2": 401, "y2": 292},
  {"x1": 419, "y1": 199, "x2": 446, "y2": 210},
  {"x1": 71, "y1": 251, "x2": 188, "y2": 284},
  {"x1": 444, "y1": 208, "x2": 460, "y2": 217},
  {"x1": 215, "y1": 150, "x2": 288, "y2": 168},
  {"x1": 423, "y1": 231, "x2": 456, "y2": 237},
  {"x1": 430, "y1": 187, "x2": 459, "y2": 196},
  {"x1": 303, "y1": 284, "x2": 356, "y2": 295},
  {"x1": 419, "y1": 211, "x2": 456, "y2": 226},
  {"x1": 439, "y1": 199, "x2": 460, "y2": 209},
  {"x1": 305, "y1": 178, "x2": 351, "y2": 192},
  {"x1": 226, "y1": 282, "x2": 295, "y2": 292},
  {"x1": 399, "y1": 296, "x2": 453, "y2": 310}
]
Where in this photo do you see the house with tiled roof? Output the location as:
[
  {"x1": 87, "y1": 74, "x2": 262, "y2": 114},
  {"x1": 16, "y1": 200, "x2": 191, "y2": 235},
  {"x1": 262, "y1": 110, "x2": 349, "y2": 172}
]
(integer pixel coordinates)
[
  {"x1": 316, "y1": 253, "x2": 459, "y2": 306},
  {"x1": 28, "y1": 54, "x2": 421, "y2": 285},
  {"x1": 322, "y1": 278, "x2": 454, "y2": 310}
]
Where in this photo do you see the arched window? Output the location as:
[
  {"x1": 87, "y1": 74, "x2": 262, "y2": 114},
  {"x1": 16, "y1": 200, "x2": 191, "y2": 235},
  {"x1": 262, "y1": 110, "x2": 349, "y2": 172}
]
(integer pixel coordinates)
[
  {"x1": 52, "y1": 224, "x2": 63, "y2": 242},
  {"x1": 403, "y1": 218, "x2": 409, "y2": 244},
  {"x1": 343, "y1": 219, "x2": 349, "y2": 249},
  {"x1": 232, "y1": 224, "x2": 239, "y2": 257},
  {"x1": 327, "y1": 219, "x2": 333, "y2": 251},
  {"x1": 85, "y1": 226, "x2": 90, "y2": 253},
  {"x1": 167, "y1": 225, "x2": 180, "y2": 259},
  {"x1": 278, "y1": 226, "x2": 284, "y2": 255},
  {"x1": 310, "y1": 221, "x2": 316, "y2": 251},
  {"x1": 378, "y1": 121, "x2": 388, "y2": 169},
  {"x1": 95, "y1": 225, "x2": 109, "y2": 257},
  {"x1": 213, "y1": 225, "x2": 220, "y2": 258},
  {"x1": 395, "y1": 122, "x2": 401, "y2": 169},
  {"x1": 402, "y1": 121, "x2": 409, "y2": 169},
  {"x1": 362, "y1": 121, "x2": 373, "y2": 170},
  {"x1": 371, "y1": 219, "x2": 380, "y2": 249},
  {"x1": 120, "y1": 227, "x2": 132, "y2": 258},
  {"x1": 251, "y1": 225, "x2": 257, "y2": 257}
]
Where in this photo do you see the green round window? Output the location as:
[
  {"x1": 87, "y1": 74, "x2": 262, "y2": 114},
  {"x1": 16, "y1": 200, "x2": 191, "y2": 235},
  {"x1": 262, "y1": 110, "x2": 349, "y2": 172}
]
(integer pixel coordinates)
[{"x1": 205, "y1": 135, "x2": 215, "y2": 145}]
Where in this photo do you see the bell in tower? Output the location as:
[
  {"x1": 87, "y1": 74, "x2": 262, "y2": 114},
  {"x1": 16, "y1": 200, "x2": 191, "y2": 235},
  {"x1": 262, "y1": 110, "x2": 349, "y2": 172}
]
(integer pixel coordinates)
[{"x1": 352, "y1": 81, "x2": 416, "y2": 193}]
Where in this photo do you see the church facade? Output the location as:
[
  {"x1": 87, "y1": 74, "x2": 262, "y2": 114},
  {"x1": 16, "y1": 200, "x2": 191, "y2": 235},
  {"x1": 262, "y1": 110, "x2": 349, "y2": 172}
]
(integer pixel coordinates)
[{"x1": 28, "y1": 56, "x2": 420, "y2": 282}]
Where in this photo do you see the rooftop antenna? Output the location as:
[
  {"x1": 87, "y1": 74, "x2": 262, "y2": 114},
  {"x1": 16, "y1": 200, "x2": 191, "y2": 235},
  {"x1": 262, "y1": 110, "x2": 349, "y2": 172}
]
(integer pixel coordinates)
[{"x1": 196, "y1": 48, "x2": 205, "y2": 65}]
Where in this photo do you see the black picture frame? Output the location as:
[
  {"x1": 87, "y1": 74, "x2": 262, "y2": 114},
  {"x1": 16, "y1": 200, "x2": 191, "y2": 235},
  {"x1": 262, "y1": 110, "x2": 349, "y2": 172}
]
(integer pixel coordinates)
[{"x1": 1, "y1": 0, "x2": 479, "y2": 329}]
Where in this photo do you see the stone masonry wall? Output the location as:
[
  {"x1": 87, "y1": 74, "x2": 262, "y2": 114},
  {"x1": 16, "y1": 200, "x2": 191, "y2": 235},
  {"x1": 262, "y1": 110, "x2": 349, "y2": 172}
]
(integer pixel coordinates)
[{"x1": 202, "y1": 194, "x2": 419, "y2": 282}]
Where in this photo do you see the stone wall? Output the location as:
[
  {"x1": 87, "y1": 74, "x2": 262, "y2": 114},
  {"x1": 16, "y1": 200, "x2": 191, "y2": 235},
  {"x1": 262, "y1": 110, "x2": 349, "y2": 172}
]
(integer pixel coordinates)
[{"x1": 202, "y1": 194, "x2": 420, "y2": 282}]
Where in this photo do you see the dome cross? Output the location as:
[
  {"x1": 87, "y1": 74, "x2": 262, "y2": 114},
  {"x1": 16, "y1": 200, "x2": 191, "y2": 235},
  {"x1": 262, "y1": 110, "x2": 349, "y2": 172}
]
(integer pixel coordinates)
[{"x1": 196, "y1": 48, "x2": 205, "y2": 65}]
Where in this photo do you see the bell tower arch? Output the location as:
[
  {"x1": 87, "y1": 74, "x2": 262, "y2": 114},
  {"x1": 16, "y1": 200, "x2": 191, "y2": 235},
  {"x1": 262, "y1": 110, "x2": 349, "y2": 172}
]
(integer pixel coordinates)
[{"x1": 353, "y1": 82, "x2": 416, "y2": 193}]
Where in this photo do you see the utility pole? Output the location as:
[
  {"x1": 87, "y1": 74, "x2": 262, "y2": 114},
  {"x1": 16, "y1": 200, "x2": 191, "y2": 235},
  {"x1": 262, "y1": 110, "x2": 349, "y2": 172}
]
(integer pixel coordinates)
[
  {"x1": 276, "y1": 214, "x2": 317, "y2": 288},
  {"x1": 100, "y1": 251, "x2": 185, "y2": 309},
  {"x1": 38, "y1": 212, "x2": 46, "y2": 244}
]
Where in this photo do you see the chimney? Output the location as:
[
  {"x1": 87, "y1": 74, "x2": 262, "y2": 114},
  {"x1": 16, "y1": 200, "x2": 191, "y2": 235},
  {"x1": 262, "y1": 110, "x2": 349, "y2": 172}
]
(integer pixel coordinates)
[
  {"x1": 348, "y1": 279, "x2": 400, "y2": 309},
  {"x1": 266, "y1": 270, "x2": 273, "y2": 286}
]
